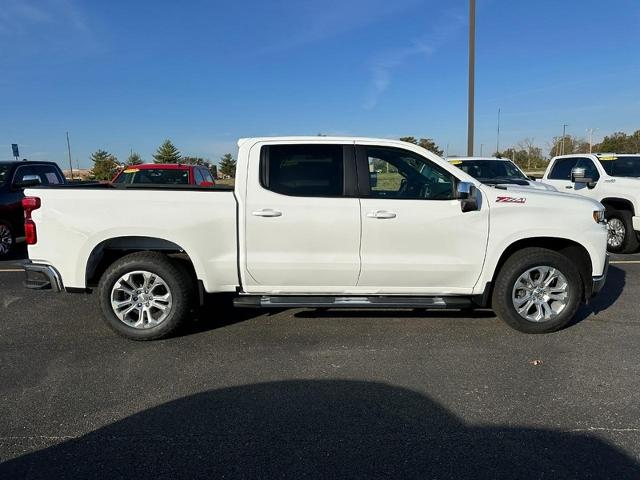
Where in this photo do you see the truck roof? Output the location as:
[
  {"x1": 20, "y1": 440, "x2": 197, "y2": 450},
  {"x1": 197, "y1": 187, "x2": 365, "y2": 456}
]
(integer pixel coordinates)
[
  {"x1": 447, "y1": 157, "x2": 513, "y2": 162},
  {"x1": 237, "y1": 136, "x2": 429, "y2": 148},
  {"x1": 124, "y1": 163, "x2": 192, "y2": 170},
  {"x1": 0, "y1": 160, "x2": 61, "y2": 167}
]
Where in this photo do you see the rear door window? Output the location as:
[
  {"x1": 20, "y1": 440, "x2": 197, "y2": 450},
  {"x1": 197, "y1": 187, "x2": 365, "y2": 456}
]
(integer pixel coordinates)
[{"x1": 261, "y1": 144, "x2": 345, "y2": 196}]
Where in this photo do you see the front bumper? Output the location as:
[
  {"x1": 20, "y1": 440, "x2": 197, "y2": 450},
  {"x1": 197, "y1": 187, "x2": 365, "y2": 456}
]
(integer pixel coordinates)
[
  {"x1": 591, "y1": 255, "x2": 609, "y2": 297},
  {"x1": 24, "y1": 262, "x2": 63, "y2": 292}
]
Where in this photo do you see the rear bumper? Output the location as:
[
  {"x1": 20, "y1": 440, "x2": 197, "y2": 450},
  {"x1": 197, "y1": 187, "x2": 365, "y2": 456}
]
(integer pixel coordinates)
[
  {"x1": 591, "y1": 255, "x2": 609, "y2": 297},
  {"x1": 24, "y1": 262, "x2": 63, "y2": 292}
]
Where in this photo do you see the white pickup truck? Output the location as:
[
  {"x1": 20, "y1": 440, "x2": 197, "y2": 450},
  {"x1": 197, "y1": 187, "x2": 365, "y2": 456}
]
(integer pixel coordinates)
[
  {"x1": 543, "y1": 153, "x2": 640, "y2": 253},
  {"x1": 23, "y1": 137, "x2": 609, "y2": 340}
]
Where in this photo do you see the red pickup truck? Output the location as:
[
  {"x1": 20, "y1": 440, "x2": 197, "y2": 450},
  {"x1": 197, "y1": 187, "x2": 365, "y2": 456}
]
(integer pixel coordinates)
[{"x1": 112, "y1": 164, "x2": 216, "y2": 186}]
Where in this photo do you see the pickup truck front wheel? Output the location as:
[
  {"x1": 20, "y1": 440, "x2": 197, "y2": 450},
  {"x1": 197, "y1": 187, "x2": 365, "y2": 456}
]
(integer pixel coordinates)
[
  {"x1": 605, "y1": 210, "x2": 639, "y2": 254},
  {"x1": 492, "y1": 248, "x2": 583, "y2": 334},
  {"x1": 98, "y1": 252, "x2": 193, "y2": 340}
]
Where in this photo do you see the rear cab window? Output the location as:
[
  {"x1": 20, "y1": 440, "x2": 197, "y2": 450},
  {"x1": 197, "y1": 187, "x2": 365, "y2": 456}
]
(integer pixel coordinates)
[
  {"x1": 114, "y1": 168, "x2": 190, "y2": 185},
  {"x1": 13, "y1": 164, "x2": 65, "y2": 185}
]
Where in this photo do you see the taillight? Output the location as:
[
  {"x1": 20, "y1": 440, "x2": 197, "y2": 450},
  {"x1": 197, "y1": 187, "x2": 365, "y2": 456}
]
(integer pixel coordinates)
[{"x1": 22, "y1": 197, "x2": 41, "y2": 245}]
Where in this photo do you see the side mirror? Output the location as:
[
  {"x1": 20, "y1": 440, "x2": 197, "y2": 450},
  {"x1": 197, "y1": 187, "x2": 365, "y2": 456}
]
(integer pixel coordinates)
[
  {"x1": 13, "y1": 174, "x2": 41, "y2": 189},
  {"x1": 570, "y1": 167, "x2": 595, "y2": 187},
  {"x1": 457, "y1": 181, "x2": 479, "y2": 212}
]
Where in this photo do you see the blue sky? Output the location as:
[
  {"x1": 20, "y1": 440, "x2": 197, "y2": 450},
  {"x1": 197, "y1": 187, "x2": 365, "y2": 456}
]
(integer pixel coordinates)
[{"x1": 1, "y1": 0, "x2": 639, "y2": 168}]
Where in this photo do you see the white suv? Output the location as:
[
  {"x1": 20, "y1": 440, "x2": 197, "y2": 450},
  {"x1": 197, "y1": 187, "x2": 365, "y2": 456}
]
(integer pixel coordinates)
[{"x1": 543, "y1": 153, "x2": 640, "y2": 253}]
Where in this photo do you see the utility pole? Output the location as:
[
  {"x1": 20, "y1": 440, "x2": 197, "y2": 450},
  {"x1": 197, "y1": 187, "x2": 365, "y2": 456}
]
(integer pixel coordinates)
[
  {"x1": 561, "y1": 124, "x2": 568, "y2": 155},
  {"x1": 496, "y1": 108, "x2": 501, "y2": 154},
  {"x1": 480, "y1": 144, "x2": 484, "y2": 156},
  {"x1": 66, "y1": 132, "x2": 74, "y2": 181},
  {"x1": 586, "y1": 128, "x2": 597, "y2": 153},
  {"x1": 467, "y1": 0, "x2": 476, "y2": 156}
]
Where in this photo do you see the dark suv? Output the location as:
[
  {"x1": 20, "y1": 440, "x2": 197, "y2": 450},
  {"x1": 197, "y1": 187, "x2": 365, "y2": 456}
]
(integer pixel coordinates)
[{"x1": 0, "y1": 161, "x2": 66, "y2": 258}]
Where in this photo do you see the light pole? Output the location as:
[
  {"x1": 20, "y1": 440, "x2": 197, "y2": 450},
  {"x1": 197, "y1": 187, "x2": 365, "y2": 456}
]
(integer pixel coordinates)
[
  {"x1": 496, "y1": 107, "x2": 501, "y2": 154},
  {"x1": 561, "y1": 124, "x2": 568, "y2": 155},
  {"x1": 66, "y1": 132, "x2": 74, "y2": 181},
  {"x1": 467, "y1": 0, "x2": 476, "y2": 156},
  {"x1": 586, "y1": 128, "x2": 598, "y2": 153}
]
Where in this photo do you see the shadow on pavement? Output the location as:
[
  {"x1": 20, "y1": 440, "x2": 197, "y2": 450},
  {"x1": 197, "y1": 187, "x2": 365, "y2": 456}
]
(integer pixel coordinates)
[
  {"x1": 1, "y1": 380, "x2": 638, "y2": 479},
  {"x1": 573, "y1": 264, "x2": 626, "y2": 323}
]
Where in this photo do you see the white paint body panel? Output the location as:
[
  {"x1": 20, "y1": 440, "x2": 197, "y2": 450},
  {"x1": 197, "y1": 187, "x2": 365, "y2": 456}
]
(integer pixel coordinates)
[
  {"x1": 26, "y1": 189, "x2": 238, "y2": 291},
  {"x1": 28, "y1": 137, "x2": 608, "y2": 298}
]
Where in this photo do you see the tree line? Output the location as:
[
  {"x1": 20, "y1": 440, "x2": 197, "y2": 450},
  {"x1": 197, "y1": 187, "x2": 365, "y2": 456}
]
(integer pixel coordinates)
[
  {"x1": 89, "y1": 139, "x2": 237, "y2": 181},
  {"x1": 90, "y1": 129, "x2": 640, "y2": 180},
  {"x1": 404, "y1": 129, "x2": 640, "y2": 172}
]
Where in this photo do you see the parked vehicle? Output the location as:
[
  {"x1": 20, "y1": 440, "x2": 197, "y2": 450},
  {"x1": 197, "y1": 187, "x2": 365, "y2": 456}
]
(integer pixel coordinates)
[
  {"x1": 543, "y1": 154, "x2": 640, "y2": 253},
  {"x1": 112, "y1": 163, "x2": 216, "y2": 186},
  {"x1": 23, "y1": 137, "x2": 608, "y2": 340},
  {"x1": 0, "y1": 160, "x2": 65, "y2": 258},
  {"x1": 449, "y1": 157, "x2": 556, "y2": 191}
]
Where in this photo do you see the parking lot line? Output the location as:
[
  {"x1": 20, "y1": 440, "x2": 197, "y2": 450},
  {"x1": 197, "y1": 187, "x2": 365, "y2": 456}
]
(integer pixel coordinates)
[{"x1": 610, "y1": 261, "x2": 640, "y2": 265}]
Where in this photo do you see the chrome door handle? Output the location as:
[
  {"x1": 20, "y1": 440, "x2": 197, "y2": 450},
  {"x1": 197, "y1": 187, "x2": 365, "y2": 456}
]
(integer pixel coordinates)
[
  {"x1": 252, "y1": 209, "x2": 282, "y2": 217},
  {"x1": 367, "y1": 210, "x2": 396, "y2": 219}
]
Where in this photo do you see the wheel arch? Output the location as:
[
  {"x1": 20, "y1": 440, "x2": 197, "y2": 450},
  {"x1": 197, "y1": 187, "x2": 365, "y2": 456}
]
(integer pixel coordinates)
[
  {"x1": 600, "y1": 197, "x2": 635, "y2": 215},
  {"x1": 480, "y1": 237, "x2": 593, "y2": 307},
  {"x1": 85, "y1": 236, "x2": 198, "y2": 288}
]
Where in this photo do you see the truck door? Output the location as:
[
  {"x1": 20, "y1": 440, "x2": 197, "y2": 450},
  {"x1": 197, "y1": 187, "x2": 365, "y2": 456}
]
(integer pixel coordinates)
[
  {"x1": 356, "y1": 144, "x2": 489, "y2": 293},
  {"x1": 243, "y1": 143, "x2": 361, "y2": 293},
  {"x1": 546, "y1": 157, "x2": 601, "y2": 198}
]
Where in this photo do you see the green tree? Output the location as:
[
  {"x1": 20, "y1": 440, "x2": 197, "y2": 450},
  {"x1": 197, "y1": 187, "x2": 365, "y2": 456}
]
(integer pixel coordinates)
[
  {"x1": 399, "y1": 136, "x2": 444, "y2": 156},
  {"x1": 153, "y1": 139, "x2": 181, "y2": 163},
  {"x1": 90, "y1": 149, "x2": 119, "y2": 180},
  {"x1": 126, "y1": 152, "x2": 143, "y2": 166},
  {"x1": 218, "y1": 153, "x2": 237, "y2": 177},
  {"x1": 593, "y1": 130, "x2": 640, "y2": 154}
]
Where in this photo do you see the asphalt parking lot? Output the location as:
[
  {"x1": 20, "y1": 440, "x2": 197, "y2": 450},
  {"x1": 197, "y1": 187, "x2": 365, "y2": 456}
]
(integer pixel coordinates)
[{"x1": 1, "y1": 252, "x2": 640, "y2": 479}]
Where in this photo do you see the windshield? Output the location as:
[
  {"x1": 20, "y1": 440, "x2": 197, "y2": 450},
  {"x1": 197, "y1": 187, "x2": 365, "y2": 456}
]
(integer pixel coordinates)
[
  {"x1": 0, "y1": 165, "x2": 9, "y2": 186},
  {"x1": 114, "y1": 168, "x2": 190, "y2": 185},
  {"x1": 598, "y1": 156, "x2": 640, "y2": 177},
  {"x1": 453, "y1": 160, "x2": 528, "y2": 182}
]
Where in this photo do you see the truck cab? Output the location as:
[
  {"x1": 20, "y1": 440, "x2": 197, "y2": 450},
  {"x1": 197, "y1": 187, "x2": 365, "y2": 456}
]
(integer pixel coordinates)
[{"x1": 543, "y1": 153, "x2": 640, "y2": 253}]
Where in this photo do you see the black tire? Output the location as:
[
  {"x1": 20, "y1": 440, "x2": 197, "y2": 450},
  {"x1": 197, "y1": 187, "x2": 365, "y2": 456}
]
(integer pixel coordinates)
[
  {"x1": 492, "y1": 247, "x2": 583, "y2": 334},
  {"x1": 98, "y1": 252, "x2": 194, "y2": 340},
  {"x1": 0, "y1": 221, "x2": 14, "y2": 258},
  {"x1": 605, "y1": 209, "x2": 639, "y2": 254}
]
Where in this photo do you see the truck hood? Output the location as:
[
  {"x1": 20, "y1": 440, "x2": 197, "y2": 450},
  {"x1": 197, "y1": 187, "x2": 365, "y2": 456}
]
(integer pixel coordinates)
[{"x1": 492, "y1": 180, "x2": 557, "y2": 192}]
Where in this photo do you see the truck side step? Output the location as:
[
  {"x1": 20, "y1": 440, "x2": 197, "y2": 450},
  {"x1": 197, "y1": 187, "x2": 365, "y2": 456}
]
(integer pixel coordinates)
[{"x1": 233, "y1": 295, "x2": 472, "y2": 309}]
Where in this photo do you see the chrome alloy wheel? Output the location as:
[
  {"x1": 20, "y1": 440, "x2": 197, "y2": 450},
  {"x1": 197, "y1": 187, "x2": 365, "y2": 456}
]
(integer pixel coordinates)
[
  {"x1": 511, "y1": 266, "x2": 569, "y2": 323},
  {"x1": 110, "y1": 270, "x2": 173, "y2": 329},
  {"x1": 607, "y1": 218, "x2": 625, "y2": 249},
  {"x1": 0, "y1": 224, "x2": 12, "y2": 256}
]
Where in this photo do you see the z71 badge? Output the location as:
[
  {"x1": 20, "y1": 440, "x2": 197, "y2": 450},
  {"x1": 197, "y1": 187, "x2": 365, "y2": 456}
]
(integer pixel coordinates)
[{"x1": 496, "y1": 196, "x2": 526, "y2": 204}]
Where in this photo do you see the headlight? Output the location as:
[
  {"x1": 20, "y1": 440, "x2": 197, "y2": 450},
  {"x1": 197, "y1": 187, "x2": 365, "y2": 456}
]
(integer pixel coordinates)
[{"x1": 593, "y1": 210, "x2": 606, "y2": 224}]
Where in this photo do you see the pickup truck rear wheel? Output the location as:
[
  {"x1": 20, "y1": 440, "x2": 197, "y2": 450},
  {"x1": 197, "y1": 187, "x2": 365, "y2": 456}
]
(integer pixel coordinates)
[
  {"x1": 98, "y1": 252, "x2": 193, "y2": 340},
  {"x1": 605, "y1": 210, "x2": 639, "y2": 254},
  {"x1": 492, "y1": 248, "x2": 583, "y2": 334}
]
